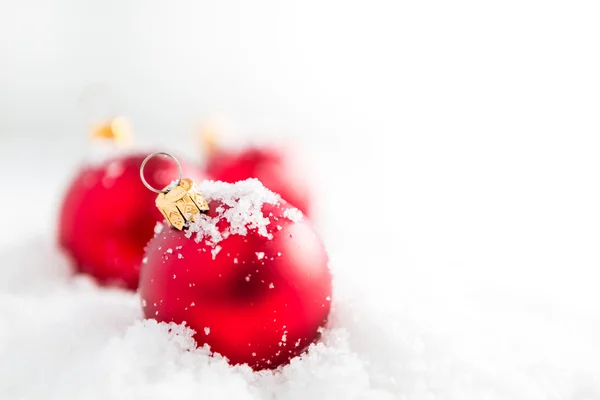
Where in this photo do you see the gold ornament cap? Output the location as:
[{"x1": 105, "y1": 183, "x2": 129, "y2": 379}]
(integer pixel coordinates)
[
  {"x1": 198, "y1": 114, "x2": 233, "y2": 158},
  {"x1": 140, "y1": 152, "x2": 209, "y2": 230},
  {"x1": 90, "y1": 116, "x2": 133, "y2": 146}
]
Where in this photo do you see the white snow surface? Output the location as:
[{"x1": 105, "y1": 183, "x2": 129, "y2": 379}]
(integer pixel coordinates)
[{"x1": 1, "y1": 180, "x2": 599, "y2": 400}]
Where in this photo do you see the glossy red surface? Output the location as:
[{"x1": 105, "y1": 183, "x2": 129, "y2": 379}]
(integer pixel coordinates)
[
  {"x1": 206, "y1": 147, "x2": 312, "y2": 216},
  {"x1": 139, "y1": 199, "x2": 331, "y2": 370},
  {"x1": 58, "y1": 154, "x2": 203, "y2": 290}
]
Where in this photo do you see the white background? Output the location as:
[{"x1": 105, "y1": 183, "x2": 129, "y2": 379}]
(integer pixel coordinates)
[{"x1": 1, "y1": 1, "x2": 600, "y2": 398}]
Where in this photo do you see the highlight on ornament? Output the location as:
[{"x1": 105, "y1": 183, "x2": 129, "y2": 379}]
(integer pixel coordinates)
[{"x1": 138, "y1": 151, "x2": 333, "y2": 370}]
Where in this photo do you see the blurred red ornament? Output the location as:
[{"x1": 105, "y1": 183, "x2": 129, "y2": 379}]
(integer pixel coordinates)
[
  {"x1": 200, "y1": 119, "x2": 312, "y2": 216},
  {"x1": 206, "y1": 147, "x2": 312, "y2": 216},
  {"x1": 58, "y1": 121, "x2": 203, "y2": 290},
  {"x1": 139, "y1": 179, "x2": 331, "y2": 370}
]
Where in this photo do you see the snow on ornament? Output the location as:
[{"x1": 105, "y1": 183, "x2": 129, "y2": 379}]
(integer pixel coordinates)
[
  {"x1": 58, "y1": 130, "x2": 204, "y2": 290},
  {"x1": 138, "y1": 152, "x2": 332, "y2": 370}
]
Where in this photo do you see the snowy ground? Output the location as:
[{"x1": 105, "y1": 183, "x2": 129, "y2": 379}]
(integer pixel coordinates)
[
  {"x1": 1, "y1": 135, "x2": 600, "y2": 399},
  {"x1": 2, "y1": 1, "x2": 600, "y2": 399}
]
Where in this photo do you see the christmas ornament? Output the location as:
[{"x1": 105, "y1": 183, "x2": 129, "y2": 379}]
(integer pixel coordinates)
[
  {"x1": 58, "y1": 128, "x2": 203, "y2": 290},
  {"x1": 139, "y1": 152, "x2": 332, "y2": 370},
  {"x1": 200, "y1": 122, "x2": 312, "y2": 216}
]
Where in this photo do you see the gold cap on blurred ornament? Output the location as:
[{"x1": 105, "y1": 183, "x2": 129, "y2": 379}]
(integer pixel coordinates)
[
  {"x1": 198, "y1": 114, "x2": 233, "y2": 158},
  {"x1": 90, "y1": 116, "x2": 133, "y2": 146},
  {"x1": 140, "y1": 152, "x2": 209, "y2": 230}
]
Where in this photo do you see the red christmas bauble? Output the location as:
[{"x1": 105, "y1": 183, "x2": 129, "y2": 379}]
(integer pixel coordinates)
[
  {"x1": 206, "y1": 147, "x2": 312, "y2": 216},
  {"x1": 58, "y1": 153, "x2": 203, "y2": 290},
  {"x1": 139, "y1": 179, "x2": 331, "y2": 370}
]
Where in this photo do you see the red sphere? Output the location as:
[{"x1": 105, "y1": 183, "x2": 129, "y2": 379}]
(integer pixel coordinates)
[
  {"x1": 139, "y1": 180, "x2": 331, "y2": 370},
  {"x1": 206, "y1": 147, "x2": 312, "y2": 216},
  {"x1": 58, "y1": 153, "x2": 203, "y2": 290}
]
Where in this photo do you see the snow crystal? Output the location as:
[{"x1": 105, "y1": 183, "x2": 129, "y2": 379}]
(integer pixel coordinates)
[
  {"x1": 211, "y1": 245, "x2": 222, "y2": 260},
  {"x1": 204, "y1": 327, "x2": 210, "y2": 335},
  {"x1": 165, "y1": 179, "x2": 179, "y2": 191},
  {"x1": 283, "y1": 208, "x2": 302, "y2": 223},
  {"x1": 185, "y1": 179, "x2": 279, "y2": 247},
  {"x1": 269, "y1": 283, "x2": 274, "y2": 289},
  {"x1": 166, "y1": 248, "x2": 173, "y2": 254},
  {"x1": 154, "y1": 222, "x2": 164, "y2": 234},
  {"x1": 255, "y1": 252, "x2": 265, "y2": 260},
  {"x1": 177, "y1": 253, "x2": 184, "y2": 259}
]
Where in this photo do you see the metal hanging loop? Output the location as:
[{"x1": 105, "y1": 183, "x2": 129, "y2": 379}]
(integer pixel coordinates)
[{"x1": 140, "y1": 152, "x2": 183, "y2": 194}]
